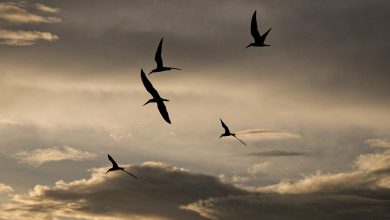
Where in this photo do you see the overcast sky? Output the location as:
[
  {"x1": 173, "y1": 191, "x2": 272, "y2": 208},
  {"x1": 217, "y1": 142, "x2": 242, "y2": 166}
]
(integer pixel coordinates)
[{"x1": 0, "y1": 0, "x2": 389, "y2": 219}]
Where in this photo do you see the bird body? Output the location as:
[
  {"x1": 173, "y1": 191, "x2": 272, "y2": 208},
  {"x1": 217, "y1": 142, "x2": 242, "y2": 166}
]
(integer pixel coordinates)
[
  {"x1": 219, "y1": 119, "x2": 246, "y2": 146},
  {"x1": 141, "y1": 69, "x2": 171, "y2": 124},
  {"x1": 246, "y1": 10, "x2": 271, "y2": 48},
  {"x1": 106, "y1": 154, "x2": 137, "y2": 179},
  {"x1": 149, "y1": 38, "x2": 181, "y2": 74}
]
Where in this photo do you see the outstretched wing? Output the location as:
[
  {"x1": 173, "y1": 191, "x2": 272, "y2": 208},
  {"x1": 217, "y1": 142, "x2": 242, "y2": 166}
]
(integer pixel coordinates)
[
  {"x1": 260, "y1": 28, "x2": 272, "y2": 43},
  {"x1": 108, "y1": 154, "x2": 119, "y2": 168},
  {"x1": 141, "y1": 69, "x2": 160, "y2": 98},
  {"x1": 250, "y1": 11, "x2": 261, "y2": 42},
  {"x1": 233, "y1": 135, "x2": 246, "y2": 146},
  {"x1": 220, "y1": 119, "x2": 230, "y2": 134},
  {"x1": 154, "y1": 38, "x2": 164, "y2": 69},
  {"x1": 122, "y1": 170, "x2": 138, "y2": 179},
  {"x1": 157, "y1": 101, "x2": 171, "y2": 124}
]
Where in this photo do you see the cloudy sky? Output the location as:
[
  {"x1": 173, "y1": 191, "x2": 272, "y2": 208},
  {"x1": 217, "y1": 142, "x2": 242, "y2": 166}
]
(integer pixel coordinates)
[{"x1": 0, "y1": 0, "x2": 389, "y2": 219}]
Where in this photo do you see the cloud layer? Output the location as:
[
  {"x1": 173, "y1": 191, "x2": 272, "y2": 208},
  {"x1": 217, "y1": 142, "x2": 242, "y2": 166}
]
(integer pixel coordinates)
[{"x1": 12, "y1": 146, "x2": 97, "y2": 166}]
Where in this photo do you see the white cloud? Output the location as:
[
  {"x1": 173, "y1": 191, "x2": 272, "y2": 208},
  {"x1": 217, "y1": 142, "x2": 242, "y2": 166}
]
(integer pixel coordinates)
[
  {"x1": 0, "y1": 2, "x2": 61, "y2": 24},
  {"x1": 35, "y1": 3, "x2": 60, "y2": 13},
  {"x1": 365, "y1": 138, "x2": 390, "y2": 149},
  {"x1": 0, "y1": 29, "x2": 59, "y2": 46},
  {"x1": 12, "y1": 146, "x2": 97, "y2": 166}
]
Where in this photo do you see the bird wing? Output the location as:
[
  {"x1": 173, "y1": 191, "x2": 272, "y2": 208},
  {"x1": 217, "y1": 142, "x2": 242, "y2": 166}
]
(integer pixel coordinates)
[
  {"x1": 141, "y1": 69, "x2": 160, "y2": 98},
  {"x1": 108, "y1": 154, "x2": 119, "y2": 168},
  {"x1": 260, "y1": 28, "x2": 271, "y2": 43},
  {"x1": 122, "y1": 169, "x2": 138, "y2": 179},
  {"x1": 157, "y1": 101, "x2": 171, "y2": 124},
  {"x1": 154, "y1": 38, "x2": 164, "y2": 69},
  {"x1": 250, "y1": 11, "x2": 261, "y2": 42},
  {"x1": 220, "y1": 119, "x2": 230, "y2": 133}
]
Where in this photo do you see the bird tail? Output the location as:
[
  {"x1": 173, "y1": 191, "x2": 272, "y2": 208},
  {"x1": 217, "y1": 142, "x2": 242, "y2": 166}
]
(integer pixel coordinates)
[
  {"x1": 233, "y1": 135, "x2": 246, "y2": 146},
  {"x1": 122, "y1": 170, "x2": 138, "y2": 179}
]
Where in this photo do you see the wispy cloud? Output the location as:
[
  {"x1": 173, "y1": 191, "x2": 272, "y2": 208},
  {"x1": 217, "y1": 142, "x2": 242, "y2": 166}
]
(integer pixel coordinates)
[
  {"x1": 247, "y1": 162, "x2": 270, "y2": 177},
  {"x1": 12, "y1": 146, "x2": 97, "y2": 166},
  {"x1": 365, "y1": 138, "x2": 390, "y2": 149},
  {"x1": 0, "y1": 29, "x2": 58, "y2": 46},
  {"x1": 236, "y1": 129, "x2": 301, "y2": 140},
  {"x1": 0, "y1": 2, "x2": 61, "y2": 24},
  {"x1": 35, "y1": 3, "x2": 60, "y2": 14},
  {"x1": 255, "y1": 150, "x2": 390, "y2": 194},
  {"x1": 245, "y1": 150, "x2": 305, "y2": 157}
]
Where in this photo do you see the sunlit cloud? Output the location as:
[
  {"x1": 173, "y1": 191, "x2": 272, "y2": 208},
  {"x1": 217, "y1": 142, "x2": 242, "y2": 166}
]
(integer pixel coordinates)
[
  {"x1": 0, "y1": 28, "x2": 59, "y2": 46},
  {"x1": 35, "y1": 3, "x2": 60, "y2": 14},
  {"x1": 0, "y1": 2, "x2": 61, "y2": 24},
  {"x1": 0, "y1": 183, "x2": 13, "y2": 194},
  {"x1": 365, "y1": 138, "x2": 390, "y2": 149},
  {"x1": 235, "y1": 129, "x2": 301, "y2": 140},
  {"x1": 255, "y1": 150, "x2": 390, "y2": 194},
  {"x1": 12, "y1": 146, "x2": 97, "y2": 166},
  {"x1": 247, "y1": 162, "x2": 270, "y2": 177}
]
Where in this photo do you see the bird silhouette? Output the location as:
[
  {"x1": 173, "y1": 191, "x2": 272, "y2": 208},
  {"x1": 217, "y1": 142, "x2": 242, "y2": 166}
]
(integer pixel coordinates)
[
  {"x1": 149, "y1": 38, "x2": 181, "y2": 75},
  {"x1": 106, "y1": 154, "x2": 137, "y2": 179},
  {"x1": 141, "y1": 69, "x2": 171, "y2": 124},
  {"x1": 246, "y1": 10, "x2": 271, "y2": 48},
  {"x1": 219, "y1": 119, "x2": 246, "y2": 146}
]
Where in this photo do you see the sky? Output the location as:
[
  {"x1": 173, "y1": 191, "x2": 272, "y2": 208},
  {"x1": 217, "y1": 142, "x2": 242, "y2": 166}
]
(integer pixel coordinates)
[{"x1": 0, "y1": 0, "x2": 389, "y2": 219}]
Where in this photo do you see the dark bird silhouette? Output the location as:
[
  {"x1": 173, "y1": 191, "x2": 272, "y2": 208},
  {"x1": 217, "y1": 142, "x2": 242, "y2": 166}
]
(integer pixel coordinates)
[
  {"x1": 106, "y1": 154, "x2": 137, "y2": 179},
  {"x1": 219, "y1": 119, "x2": 246, "y2": 146},
  {"x1": 141, "y1": 69, "x2": 171, "y2": 124},
  {"x1": 149, "y1": 38, "x2": 181, "y2": 75},
  {"x1": 246, "y1": 10, "x2": 271, "y2": 48}
]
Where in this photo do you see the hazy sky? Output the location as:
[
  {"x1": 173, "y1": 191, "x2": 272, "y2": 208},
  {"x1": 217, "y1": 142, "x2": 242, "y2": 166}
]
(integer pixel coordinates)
[{"x1": 0, "y1": 0, "x2": 389, "y2": 219}]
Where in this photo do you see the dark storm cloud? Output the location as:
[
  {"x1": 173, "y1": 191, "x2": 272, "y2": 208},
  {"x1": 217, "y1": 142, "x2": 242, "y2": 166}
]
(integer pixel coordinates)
[{"x1": 0, "y1": 162, "x2": 246, "y2": 220}]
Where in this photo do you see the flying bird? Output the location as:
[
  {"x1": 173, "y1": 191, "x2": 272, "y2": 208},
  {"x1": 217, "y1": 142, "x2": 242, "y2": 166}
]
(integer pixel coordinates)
[
  {"x1": 106, "y1": 154, "x2": 137, "y2": 179},
  {"x1": 219, "y1": 119, "x2": 246, "y2": 146},
  {"x1": 141, "y1": 69, "x2": 171, "y2": 124},
  {"x1": 149, "y1": 38, "x2": 181, "y2": 75},
  {"x1": 246, "y1": 10, "x2": 271, "y2": 48}
]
